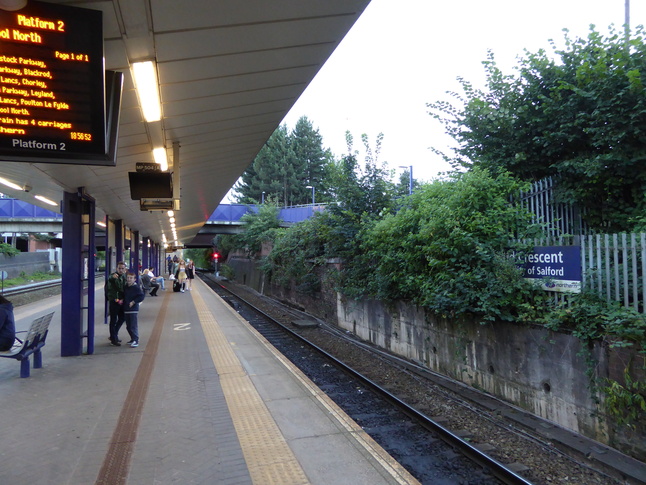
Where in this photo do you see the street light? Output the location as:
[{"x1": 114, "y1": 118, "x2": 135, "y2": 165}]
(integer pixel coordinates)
[
  {"x1": 305, "y1": 185, "x2": 315, "y2": 205},
  {"x1": 398, "y1": 165, "x2": 413, "y2": 195},
  {"x1": 261, "y1": 191, "x2": 265, "y2": 204}
]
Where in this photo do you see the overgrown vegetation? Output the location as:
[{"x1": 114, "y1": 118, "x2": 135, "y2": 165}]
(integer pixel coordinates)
[
  {"x1": 429, "y1": 26, "x2": 646, "y2": 232},
  {"x1": 0, "y1": 270, "x2": 61, "y2": 288},
  {"x1": 226, "y1": 26, "x2": 646, "y2": 427},
  {"x1": 0, "y1": 243, "x2": 19, "y2": 256}
]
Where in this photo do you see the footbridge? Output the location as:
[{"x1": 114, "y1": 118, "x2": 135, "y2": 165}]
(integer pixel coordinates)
[{"x1": 0, "y1": 198, "x2": 323, "y2": 247}]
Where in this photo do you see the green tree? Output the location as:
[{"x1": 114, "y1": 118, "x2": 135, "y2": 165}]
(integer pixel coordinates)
[
  {"x1": 291, "y1": 116, "x2": 333, "y2": 203},
  {"x1": 235, "y1": 117, "x2": 332, "y2": 206},
  {"x1": 234, "y1": 125, "x2": 299, "y2": 205},
  {"x1": 429, "y1": 26, "x2": 646, "y2": 232}
]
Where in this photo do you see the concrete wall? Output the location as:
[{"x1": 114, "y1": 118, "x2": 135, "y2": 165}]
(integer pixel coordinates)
[
  {"x1": 227, "y1": 257, "x2": 645, "y2": 460},
  {"x1": 0, "y1": 251, "x2": 52, "y2": 278}
]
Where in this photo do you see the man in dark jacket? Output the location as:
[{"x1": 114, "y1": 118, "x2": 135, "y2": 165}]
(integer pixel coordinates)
[
  {"x1": 124, "y1": 271, "x2": 145, "y2": 348},
  {"x1": 106, "y1": 261, "x2": 127, "y2": 346},
  {"x1": 0, "y1": 295, "x2": 15, "y2": 351}
]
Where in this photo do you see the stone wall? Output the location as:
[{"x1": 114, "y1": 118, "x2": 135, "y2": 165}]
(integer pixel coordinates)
[
  {"x1": 0, "y1": 251, "x2": 51, "y2": 278},
  {"x1": 225, "y1": 256, "x2": 645, "y2": 460}
]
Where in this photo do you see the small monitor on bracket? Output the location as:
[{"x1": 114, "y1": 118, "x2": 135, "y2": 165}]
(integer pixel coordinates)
[{"x1": 128, "y1": 172, "x2": 173, "y2": 200}]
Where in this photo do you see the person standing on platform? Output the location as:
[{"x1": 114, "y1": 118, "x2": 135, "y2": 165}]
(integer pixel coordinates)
[
  {"x1": 172, "y1": 255, "x2": 179, "y2": 275},
  {"x1": 166, "y1": 255, "x2": 172, "y2": 275},
  {"x1": 106, "y1": 261, "x2": 127, "y2": 346},
  {"x1": 186, "y1": 260, "x2": 195, "y2": 291},
  {"x1": 176, "y1": 259, "x2": 187, "y2": 292},
  {"x1": 0, "y1": 295, "x2": 16, "y2": 351},
  {"x1": 124, "y1": 271, "x2": 145, "y2": 347}
]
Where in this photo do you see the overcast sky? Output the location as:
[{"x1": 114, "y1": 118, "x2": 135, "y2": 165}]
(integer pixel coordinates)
[{"x1": 282, "y1": 0, "x2": 646, "y2": 183}]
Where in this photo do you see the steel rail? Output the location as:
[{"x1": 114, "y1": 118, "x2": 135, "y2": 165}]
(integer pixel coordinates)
[{"x1": 211, "y1": 278, "x2": 534, "y2": 485}]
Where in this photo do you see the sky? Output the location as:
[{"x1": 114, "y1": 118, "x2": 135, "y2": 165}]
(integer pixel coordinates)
[{"x1": 281, "y1": 0, "x2": 646, "y2": 184}]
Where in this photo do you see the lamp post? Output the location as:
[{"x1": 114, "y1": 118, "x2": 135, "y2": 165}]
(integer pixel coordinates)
[
  {"x1": 305, "y1": 185, "x2": 315, "y2": 205},
  {"x1": 261, "y1": 191, "x2": 265, "y2": 204},
  {"x1": 398, "y1": 165, "x2": 413, "y2": 195}
]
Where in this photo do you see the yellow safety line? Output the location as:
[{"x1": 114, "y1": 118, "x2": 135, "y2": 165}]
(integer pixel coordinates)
[
  {"x1": 191, "y1": 285, "x2": 310, "y2": 485},
  {"x1": 194, "y1": 280, "x2": 420, "y2": 485}
]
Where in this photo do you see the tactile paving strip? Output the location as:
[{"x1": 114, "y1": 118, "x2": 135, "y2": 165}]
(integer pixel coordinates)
[
  {"x1": 95, "y1": 292, "x2": 170, "y2": 485},
  {"x1": 193, "y1": 282, "x2": 420, "y2": 485},
  {"x1": 192, "y1": 287, "x2": 311, "y2": 485}
]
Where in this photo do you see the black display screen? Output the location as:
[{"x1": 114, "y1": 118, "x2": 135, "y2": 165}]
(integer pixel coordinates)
[{"x1": 0, "y1": 1, "x2": 112, "y2": 165}]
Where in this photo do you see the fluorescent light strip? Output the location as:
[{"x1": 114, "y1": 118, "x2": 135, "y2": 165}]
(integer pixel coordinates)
[
  {"x1": 131, "y1": 61, "x2": 161, "y2": 122},
  {"x1": 0, "y1": 177, "x2": 22, "y2": 191},
  {"x1": 153, "y1": 147, "x2": 168, "y2": 171},
  {"x1": 34, "y1": 195, "x2": 57, "y2": 206}
]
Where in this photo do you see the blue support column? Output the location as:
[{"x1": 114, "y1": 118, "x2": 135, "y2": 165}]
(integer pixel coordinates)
[
  {"x1": 86, "y1": 194, "x2": 96, "y2": 355},
  {"x1": 61, "y1": 191, "x2": 83, "y2": 356},
  {"x1": 61, "y1": 189, "x2": 96, "y2": 356},
  {"x1": 114, "y1": 220, "x2": 123, "y2": 263},
  {"x1": 104, "y1": 215, "x2": 110, "y2": 325},
  {"x1": 133, "y1": 231, "x2": 140, "y2": 278},
  {"x1": 154, "y1": 243, "x2": 160, "y2": 274},
  {"x1": 142, "y1": 236, "x2": 149, "y2": 272}
]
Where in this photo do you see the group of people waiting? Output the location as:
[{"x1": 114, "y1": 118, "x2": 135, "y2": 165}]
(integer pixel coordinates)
[
  {"x1": 167, "y1": 255, "x2": 195, "y2": 293},
  {"x1": 105, "y1": 256, "x2": 195, "y2": 348},
  {"x1": 106, "y1": 261, "x2": 143, "y2": 348},
  {"x1": 1, "y1": 255, "x2": 197, "y2": 353}
]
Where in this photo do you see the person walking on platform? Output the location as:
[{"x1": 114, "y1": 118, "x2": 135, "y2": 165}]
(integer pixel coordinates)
[
  {"x1": 106, "y1": 261, "x2": 127, "y2": 346},
  {"x1": 176, "y1": 259, "x2": 187, "y2": 292},
  {"x1": 124, "y1": 271, "x2": 145, "y2": 347},
  {"x1": 0, "y1": 295, "x2": 16, "y2": 351},
  {"x1": 186, "y1": 260, "x2": 195, "y2": 290}
]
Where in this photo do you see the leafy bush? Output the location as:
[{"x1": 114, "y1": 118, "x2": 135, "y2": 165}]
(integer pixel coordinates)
[
  {"x1": 262, "y1": 214, "x2": 330, "y2": 293},
  {"x1": 235, "y1": 203, "x2": 283, "y2": 256},
  {"x1": 0, "y1": 243, "x2": 19, "y2": 256},
  {"x1": 346, "y1": 168, "x2": 547, "y2": 321}
]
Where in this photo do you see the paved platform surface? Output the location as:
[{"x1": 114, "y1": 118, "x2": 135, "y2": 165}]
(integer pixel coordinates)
[{"x1": 0, "y1": 278, "x2": 419, "y2": 485}]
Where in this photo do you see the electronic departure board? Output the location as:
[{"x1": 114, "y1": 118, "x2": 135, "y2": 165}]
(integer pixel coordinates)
[{"x1": 0, "y1": 1, "x2": 114, "y2": 166}]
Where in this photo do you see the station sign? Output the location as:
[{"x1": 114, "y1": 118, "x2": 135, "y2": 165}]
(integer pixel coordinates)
[
  {"x1": 0, "y1": 1, "x2": 111, "y2": 165},
  {"x1": 520, "y1": 246, "x2": 582, "y2": 293}
]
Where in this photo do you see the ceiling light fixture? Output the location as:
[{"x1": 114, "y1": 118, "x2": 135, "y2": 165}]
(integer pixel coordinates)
[
  {"x1": 0, "y1": 177, "x2": 23, "y2": 191},
  {"x1": 153, "y1": 147, "x2": 168, "y2": 171},
  {"x1": 167, "y1": 210, "x2": 174, "y2": 217},
  {"x1": 97, "y1": 221, "x2": 107, "y2": 228},
  {"x1": 131, "y1": 60, "x2": 161, "y2": 122},
  {"x1": 34, "y1": 195, "x2": 58, "y2": 206},
  {"x1": 0, "y1": 1, "x2": 27, "y2": 11}
]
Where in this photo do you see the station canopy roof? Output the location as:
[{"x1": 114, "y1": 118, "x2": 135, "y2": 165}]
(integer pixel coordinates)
[{"x1": 0, "y1": 0, "x2": 370, "y2": 245}]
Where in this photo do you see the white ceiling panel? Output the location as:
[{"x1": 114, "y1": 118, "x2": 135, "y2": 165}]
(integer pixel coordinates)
[{"x1": 0, "y1": 0, "x2": 371, "y2": 246}]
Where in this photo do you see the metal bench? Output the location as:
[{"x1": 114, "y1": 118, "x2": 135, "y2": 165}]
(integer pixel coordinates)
[{"x1": 0, "y1": 312, "x2": 54, "y2": 378}]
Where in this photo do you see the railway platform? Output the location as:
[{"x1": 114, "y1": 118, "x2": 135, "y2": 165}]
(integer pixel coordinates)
[{"x1": 0, "y1": 277, "x2": 419, "y2": 485}]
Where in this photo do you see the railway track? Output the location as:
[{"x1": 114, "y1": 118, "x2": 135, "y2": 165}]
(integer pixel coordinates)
[
  {"x1": 9, "y1": 273, "x2": 640, "y2": 483},
  {"x1": 201, "y1": 274, "x2": 540, "y2": 485},
  {"x1": 199, "y1": 273, "x2": 642, "y2": 485}
]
